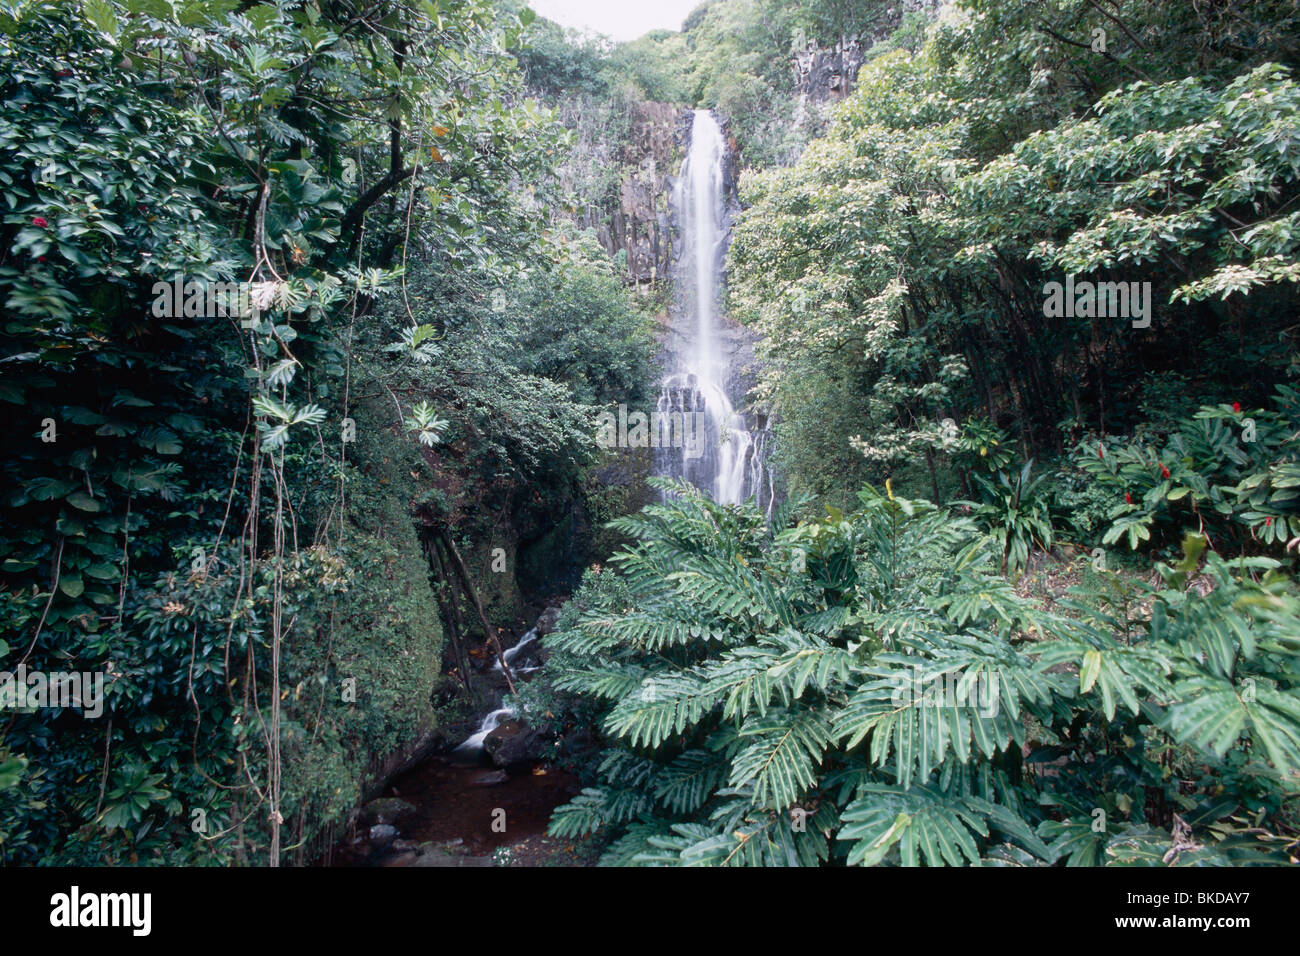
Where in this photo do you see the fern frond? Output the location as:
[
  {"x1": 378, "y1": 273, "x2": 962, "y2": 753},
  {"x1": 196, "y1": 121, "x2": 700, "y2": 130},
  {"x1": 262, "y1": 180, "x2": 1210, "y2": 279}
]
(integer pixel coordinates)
[
  {"x1": 760, "y1": 629, "x2": 855, "y2": 699},
  {"x1": 1034, "y1": 636, "x2": 1172, "y2": 720},
  {"x1": 544, "y1": 619, "x2": 630, "y2": 656},
  {"x1": 552, "y1": 665, "x2": 646, "y2": 701},
  {"x1": 603, "y1": 672, "x2": 712, "y2": 748},
  {"x1": 598, "y1": 822, "x2": 676, "y2": 867},
  {"x1": 598, "y1": 749, "x2": 660, "y2": 789},
  {"x1": 597, "y1": 611, "x2": 731, "y2": 650},
  {"x1": 669, "y1": 549, "x2": 799, "y2": 628},
  {"x1": 838, "y1": 783, "x2": 989, "y2": 866},
  {"x1": 729, "y1": 707, "x2": 831, "y2": 810},
  {"x1": 547, "y1": 786, "x2": 654, "y2": 838},
  {"x1": 1162, "y1": 676, "x2": 1300, "y2": 779},
  {"x1": 834, "y1": 645, "x2": 1045, "y2": 787},
  {"x1": 652, "y1": 749, "x2": 729, "y2": 815}
]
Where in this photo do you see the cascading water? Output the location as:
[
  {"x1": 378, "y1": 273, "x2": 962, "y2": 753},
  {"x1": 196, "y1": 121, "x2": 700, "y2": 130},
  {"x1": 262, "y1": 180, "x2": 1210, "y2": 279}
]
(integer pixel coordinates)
[
  {"x1": 452, "y1": 707, "x2": 515, "y2": 755},
  {"x1": 656, "y1": 109, "x2": 772, "y2": 510},
  {"x1": 491, "y1": 628, "x2": 539, "y2": 675}
]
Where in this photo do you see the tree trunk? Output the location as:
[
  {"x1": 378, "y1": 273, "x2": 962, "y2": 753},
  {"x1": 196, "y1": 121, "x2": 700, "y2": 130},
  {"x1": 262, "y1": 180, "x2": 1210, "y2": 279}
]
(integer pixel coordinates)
[
  {"x1": 438, "y1": 531, "x2": 516, "y2": 695},
  {"x1": 924, "y1": 446, "x2": 941, "y2": 503},
  {"x1": 429, "y1": 537, "x2": 474, "y2": 695}
]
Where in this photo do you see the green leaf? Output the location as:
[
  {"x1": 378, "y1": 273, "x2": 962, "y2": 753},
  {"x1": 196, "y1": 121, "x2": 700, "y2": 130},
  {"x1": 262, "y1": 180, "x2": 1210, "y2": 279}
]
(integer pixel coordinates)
[
  {"x1": 839, "y1": 785, "x2": 988, "y2": 867},
  {"x1": 1080, "y1": 649, "x2": 1102, "y2": 694},
  {"x1": 1164, "y1": 677, "x2": 1300, "y2": 775},
  {"x1": 0, "y1": 755, "x2": 25, "y2": 790},
  {"x1": 83, "y1": 0, "x2": 119, "y2": 41},
  {"x1": 65, "y1": 491, "x2": 101, "y2": 512},
  {"x1": 729, "y1": 708, "x2": 830, "y2": 810}
]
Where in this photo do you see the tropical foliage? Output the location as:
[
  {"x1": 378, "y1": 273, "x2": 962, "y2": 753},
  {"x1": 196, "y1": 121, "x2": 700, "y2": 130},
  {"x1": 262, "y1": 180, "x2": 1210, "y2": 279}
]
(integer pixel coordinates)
[
  {"x1": 0, "y1": 0, "x2": 654, "y2": 865},
  {"x1": 728, "y1": 0, "x2": 1300, "y2": 512},
  {"x1": 4, "y1": 0, "x2": 1300, "y2": 872},
  {"x1": 546, "y1": 482, "x2": 1300, "y2": 865}
]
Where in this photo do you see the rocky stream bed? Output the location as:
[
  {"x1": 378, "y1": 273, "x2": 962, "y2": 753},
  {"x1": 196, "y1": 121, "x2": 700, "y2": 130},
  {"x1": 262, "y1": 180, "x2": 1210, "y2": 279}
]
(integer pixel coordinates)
[{"x1": 325, "y1": 605, "x2": 600, "y2": 867}]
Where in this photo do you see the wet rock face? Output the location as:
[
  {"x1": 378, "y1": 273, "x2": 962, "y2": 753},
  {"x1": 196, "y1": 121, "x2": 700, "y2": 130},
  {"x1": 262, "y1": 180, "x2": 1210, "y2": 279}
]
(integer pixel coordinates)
[
  {"x1": 535, "y1": 605, "x2": 562, "y2": 636},
  {"x1": 430, "y1": 717, "x2": 485, "y2": 758},
  {"x1": 791, "y1": 2, "x2": 941, "y2": 102},
  {"x1": 595, "y1": 101, "x2": 684, "y2": 288}
]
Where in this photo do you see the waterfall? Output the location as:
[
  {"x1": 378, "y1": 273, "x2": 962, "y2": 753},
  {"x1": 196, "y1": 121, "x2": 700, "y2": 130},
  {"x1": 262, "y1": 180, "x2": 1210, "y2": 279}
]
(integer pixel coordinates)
[
  {"x1": 452, "y1": 707, "x2": 516, "y2": 755},
  {"x1": 491, "y1": 628, "x2": 539, "y2": 675},
  {"x1": 655, "y1": 109, "x2": 771, "y2": 510}
]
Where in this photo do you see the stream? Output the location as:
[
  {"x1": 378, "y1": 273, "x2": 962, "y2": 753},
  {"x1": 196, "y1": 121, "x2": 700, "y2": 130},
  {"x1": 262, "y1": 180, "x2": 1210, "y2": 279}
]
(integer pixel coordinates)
[
  {"x1": 326, "y1": 612, "x2": 583, "y2": 867},
  {"x1": 329, "y1": 109, "x2": 754, "y2": 869}
]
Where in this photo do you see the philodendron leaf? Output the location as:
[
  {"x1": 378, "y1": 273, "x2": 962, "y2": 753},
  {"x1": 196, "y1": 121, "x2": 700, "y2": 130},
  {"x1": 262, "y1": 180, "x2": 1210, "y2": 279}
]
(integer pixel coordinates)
[
  {"x1": 1080, "y1": 649, "x2": 1102, "y2": 694},
  {"x1": 1164, "y1": 677, "x2": 1300, "y2": 777}
]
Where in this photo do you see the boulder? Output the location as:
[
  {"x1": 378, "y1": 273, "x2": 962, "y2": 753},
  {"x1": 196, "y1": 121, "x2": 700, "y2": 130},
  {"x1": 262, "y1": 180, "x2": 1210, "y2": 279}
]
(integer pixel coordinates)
[
  {"x1": 431, "y1": 718, "x2": 488, "y2": 756},
  {"x1": 535, "y1": 605, "x2": 562, "y2": 636},
  {"x1": 483, "y1": 718, "x2": 544, "y2": 768},
  {"x1": 374, "y1": 838, "x2": 421, "y2": 867},
  {"x1": 362, "y1": 797, "x2": 415, "y2": 827},
  {"x1": 368, "y1": 823, "x2": 398, "y2": 851},
  {"x1": 471, "y1": 769, "x2": 509, "y2": 786}
]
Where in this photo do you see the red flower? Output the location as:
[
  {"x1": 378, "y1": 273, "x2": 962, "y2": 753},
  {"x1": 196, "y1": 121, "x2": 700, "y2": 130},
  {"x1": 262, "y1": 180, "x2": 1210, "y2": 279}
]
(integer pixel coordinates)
[
  {"x1": 1265, "y1": 517, "x2": 1273, "y2": 526},
  {"x1": 56, "y1": 69, "x2": 71, "y2": 78},
  {"x1": 31, "y1": 216, "x2": 47, "y2": 228},
  {"x1": 1098, "y1": 445, "x2": 1105, "y2": 459},
  {"x1": 1232, "y1": 402, "x2": 1241, "y2": 413},
  {"x1": 1160, "y1": 463, "x2": 1170, "y2": 479},
  {"x1": 36, "y1": 256, "x2": 47, "y2": 262},
  {"x1": 1125, "y1": 492, "x2": 1132, "y2": 504}
]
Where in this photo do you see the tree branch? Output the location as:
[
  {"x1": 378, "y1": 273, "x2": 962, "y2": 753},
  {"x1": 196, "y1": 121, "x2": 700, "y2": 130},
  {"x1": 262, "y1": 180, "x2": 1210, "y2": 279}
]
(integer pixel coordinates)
[{"x1": 339, "y1": 163, "x2": 422, "y2": 240}]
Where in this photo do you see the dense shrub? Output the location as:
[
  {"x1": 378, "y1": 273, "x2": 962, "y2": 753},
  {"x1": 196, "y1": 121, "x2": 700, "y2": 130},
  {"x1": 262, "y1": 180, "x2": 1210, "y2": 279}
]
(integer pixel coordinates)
[{"x1": 545, "y1": 483, "x2": 1300, "y2": 865}]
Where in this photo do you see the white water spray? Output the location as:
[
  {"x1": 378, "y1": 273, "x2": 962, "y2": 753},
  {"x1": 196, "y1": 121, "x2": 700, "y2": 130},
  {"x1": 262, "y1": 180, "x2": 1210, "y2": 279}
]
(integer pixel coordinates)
[
  {"x1": 491, "y1": 628, "x2": 539, "y2": 675},
  {"x1": 656, "y1": 110, "x2": 770, "y2": 508},
  {"x1": 453, "y1": 707, "x2": 516, "y2": 754}
]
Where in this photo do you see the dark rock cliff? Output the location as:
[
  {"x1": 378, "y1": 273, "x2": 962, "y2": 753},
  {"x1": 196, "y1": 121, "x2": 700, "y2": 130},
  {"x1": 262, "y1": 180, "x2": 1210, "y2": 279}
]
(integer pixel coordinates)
[
  {"x1": 593, "y1": 100, "x2": 684, "y2": 290},
  {"x1": 792, "y1": 37, "x2": 866, "y2": 103},
  {"x1": 790, "y1": 1, "x2": 943, "y2": 103}
]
